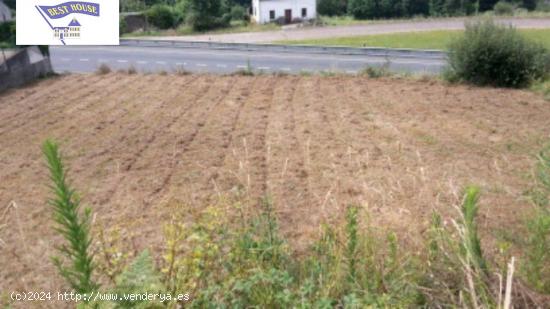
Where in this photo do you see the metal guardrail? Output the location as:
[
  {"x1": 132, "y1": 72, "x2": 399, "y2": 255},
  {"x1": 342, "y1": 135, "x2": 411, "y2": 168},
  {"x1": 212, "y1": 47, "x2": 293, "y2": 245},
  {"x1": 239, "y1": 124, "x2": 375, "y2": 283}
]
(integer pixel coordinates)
[{"x1": 120, "y1": 39, "x2": 447, "y2": 60}]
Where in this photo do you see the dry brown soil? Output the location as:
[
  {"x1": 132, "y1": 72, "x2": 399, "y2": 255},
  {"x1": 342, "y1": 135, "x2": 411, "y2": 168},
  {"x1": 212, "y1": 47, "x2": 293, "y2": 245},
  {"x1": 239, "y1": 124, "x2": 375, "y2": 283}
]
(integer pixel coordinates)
[{"x1": 1, "y1": 73, "x2": 549, "y2": 298}]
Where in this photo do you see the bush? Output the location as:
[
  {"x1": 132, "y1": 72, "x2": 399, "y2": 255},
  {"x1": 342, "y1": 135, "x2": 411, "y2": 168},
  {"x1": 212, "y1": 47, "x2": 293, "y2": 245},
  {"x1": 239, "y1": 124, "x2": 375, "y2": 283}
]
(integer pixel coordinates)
[
  {"x1": 230, "y1": 5, "x2": 248, "y2": 23},
  {"x1": 522, "y1": 0, "x2": 537, "y2": 10},
  {"x1": 447, "y1": 19, "x2": 550, "y2": 88},
  {"x1": 537, "y1": 0, "x2": 550, "y2": 11},
  {"x1": 97, "y1": 63, "x2": 112, "y2": 74},
  {"x1": 348, "y1": 0, "x2": 378, "y2": 19},
  {"x1": 145, "y1": 4, "x2": 175, "y2": 30},
  {"x1": 318, "y1": 0, "x2": 348, "y2": 16},
  {"x1": 119, "y1": 16, "x2": 127, "y2": 35},
  {"x1": 493, "y1": 1, "x2": 515, "y2": 15},
  {"x1": 0, "y1": 21, "x2": 16, "y2": 48},
  {"x1": 186, "y1": 0, "x2": 230, "y2": 31}
]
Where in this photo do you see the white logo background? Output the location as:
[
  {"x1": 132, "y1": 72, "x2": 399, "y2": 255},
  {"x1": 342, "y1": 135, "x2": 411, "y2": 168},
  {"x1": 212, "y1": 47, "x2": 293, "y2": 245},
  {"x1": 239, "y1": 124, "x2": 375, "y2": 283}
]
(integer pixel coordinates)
[{"x1": 16, "y1": 0, "x2": 119, "y2": 45}]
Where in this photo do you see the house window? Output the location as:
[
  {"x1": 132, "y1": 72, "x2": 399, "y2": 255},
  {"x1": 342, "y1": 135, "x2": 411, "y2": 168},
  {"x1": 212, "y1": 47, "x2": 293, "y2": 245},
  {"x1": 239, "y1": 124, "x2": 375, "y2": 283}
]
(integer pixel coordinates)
[
  {"x1": 269, "y1": 10, "x2": 275, "y2": 20},
  {"x1": 302, "y1": 8, "x2": 307, "y2": 18}
]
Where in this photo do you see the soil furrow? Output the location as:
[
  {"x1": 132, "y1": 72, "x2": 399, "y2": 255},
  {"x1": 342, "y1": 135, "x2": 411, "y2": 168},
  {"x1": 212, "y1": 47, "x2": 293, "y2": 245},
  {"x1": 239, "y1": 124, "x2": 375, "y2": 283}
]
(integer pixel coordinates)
[
  {"x1": 0, "y1": 74, "x2": 117, "y2": 136},
  {"x1": 216, "y1": 76, "x2": 276, "y2": 205},
  {"x1": 2, "y1": 74, "x2": 550, "y2": 296},
  {"x1": 168, "y1": 76, "x2": 259, "y2": 207},
  {"x1": 0, "y1": 74, "x2": 91, "y2": 125},
  {"x1": 142, "y1": 76, "x2": 238, "y2": 206},
  {"x1": 264, "y1": 76, "x2": 310, "y2": 237},
  {"x1": 95, "y1": 75, "x2": 214, "y2": 208}
]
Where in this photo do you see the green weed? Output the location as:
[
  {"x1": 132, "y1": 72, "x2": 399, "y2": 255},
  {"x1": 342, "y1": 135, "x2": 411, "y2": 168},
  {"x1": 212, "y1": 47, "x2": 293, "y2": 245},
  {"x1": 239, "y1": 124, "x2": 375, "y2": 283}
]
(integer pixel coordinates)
[{"x1": 43, "y1": 140, "x2": 98, "y2": 295}]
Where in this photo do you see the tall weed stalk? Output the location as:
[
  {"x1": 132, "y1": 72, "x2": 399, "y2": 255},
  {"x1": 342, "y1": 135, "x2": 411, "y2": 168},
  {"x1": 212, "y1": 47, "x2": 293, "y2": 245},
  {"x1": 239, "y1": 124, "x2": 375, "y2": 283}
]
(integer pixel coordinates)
[{"x1": 43, "y1": 140, "x2": 98, "y2": 294}]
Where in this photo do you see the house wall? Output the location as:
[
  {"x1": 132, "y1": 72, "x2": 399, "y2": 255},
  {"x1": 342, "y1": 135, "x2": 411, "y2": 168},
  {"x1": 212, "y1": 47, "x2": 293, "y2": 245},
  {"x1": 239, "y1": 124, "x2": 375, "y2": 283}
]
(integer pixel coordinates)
[{"x1": 252, "y1": 0, "x2": 316, "y2": 24}]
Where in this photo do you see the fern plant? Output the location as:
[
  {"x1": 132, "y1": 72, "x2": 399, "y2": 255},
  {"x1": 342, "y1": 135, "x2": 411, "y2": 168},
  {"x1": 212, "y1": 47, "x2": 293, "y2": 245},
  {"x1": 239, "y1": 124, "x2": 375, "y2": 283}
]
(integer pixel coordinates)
[{"x1": 43, "y1": 140, "x2": 98, "y2": 294}]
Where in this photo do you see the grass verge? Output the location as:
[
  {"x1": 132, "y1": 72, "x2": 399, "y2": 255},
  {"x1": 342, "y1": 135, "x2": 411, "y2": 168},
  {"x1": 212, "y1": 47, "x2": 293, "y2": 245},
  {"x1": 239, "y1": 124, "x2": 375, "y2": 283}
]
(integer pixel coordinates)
[{"x1": 277, "y1": 29, "x2": 550, "y2": 50}]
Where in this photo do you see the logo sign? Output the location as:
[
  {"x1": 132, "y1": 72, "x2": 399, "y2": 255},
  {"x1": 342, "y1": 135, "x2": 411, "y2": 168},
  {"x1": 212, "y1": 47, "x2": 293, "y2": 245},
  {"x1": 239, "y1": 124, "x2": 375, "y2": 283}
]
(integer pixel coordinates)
[{"x1": 17, "y1": 0, "x2": 119, "y2": 45}]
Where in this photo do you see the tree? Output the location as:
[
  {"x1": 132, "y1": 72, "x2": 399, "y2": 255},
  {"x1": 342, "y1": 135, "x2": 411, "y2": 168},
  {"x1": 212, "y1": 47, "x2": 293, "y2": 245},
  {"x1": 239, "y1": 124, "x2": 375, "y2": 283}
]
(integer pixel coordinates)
[
  {"x1": 380, "y1": 0, "x2": 404, "y2": 17},
  {"x1": 228, "y1": 0, "x2": 250, "y2": 8},
  {"x1": 404, "y1": 0, "x2": 430, "y2": 16},
  {"x1": 230, "y1": 5, "x2": 248, "y2": 23},
  {"x1": 146, "y1": 4, "x2": 175, "y2": 29},
  {"x1": 429, "y1": 0, "x2": 446, "y2": 15},
  {"x1": 522, "y1": 0, "x2": 537, "y2": 10},
  {"x1": 318, "y1": 0, "x2": 348, "y2": 16},
  {"x1": 348, "y1": 0, "x2": 379, "y2": 19},
  {"x1": 3, "y1": 0, "x2": 15, "y2": 10},
  {"x1": 478, "y1": 0, "x2": 499, "y2": 11},
  {"x1": 186, "y1": 0, "x2": 230, "y2": 31}
]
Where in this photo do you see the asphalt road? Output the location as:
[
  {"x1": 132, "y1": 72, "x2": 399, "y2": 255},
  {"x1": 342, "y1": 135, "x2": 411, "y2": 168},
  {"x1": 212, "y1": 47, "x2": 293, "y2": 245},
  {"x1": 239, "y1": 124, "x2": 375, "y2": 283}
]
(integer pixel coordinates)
[{"x1": 50, "y1": 45, "x2": 446, "y2": 75}]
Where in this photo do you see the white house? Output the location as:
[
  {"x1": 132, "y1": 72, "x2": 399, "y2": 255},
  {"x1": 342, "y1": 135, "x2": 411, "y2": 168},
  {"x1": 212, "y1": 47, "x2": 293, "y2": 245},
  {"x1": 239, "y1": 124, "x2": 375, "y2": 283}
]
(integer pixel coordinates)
[{"x1": 251, "y1": 0, "x2": 316, "y2": 24}]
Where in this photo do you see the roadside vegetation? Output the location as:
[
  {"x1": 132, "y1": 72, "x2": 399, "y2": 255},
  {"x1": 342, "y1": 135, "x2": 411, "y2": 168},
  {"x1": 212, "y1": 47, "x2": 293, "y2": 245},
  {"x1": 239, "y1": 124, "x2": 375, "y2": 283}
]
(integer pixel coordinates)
[
  {"x1": 0, "y1": 21, "x2": 15, "y2": 49},
  {"x1": 277, "y1": 28, "x2": 550, "y2": 49},
  {"x1": 38, "y1": 127, "x2": 550, "y2": 308},
  {"x1": 119, "y1": 0, "x2": 550, "y2": 36},
  {"x1": 445, "y1": 19, "x2": 550, "y2": 87},
  {"x1": 282, "y1": 19, "x2": 550, "y2": 91}
]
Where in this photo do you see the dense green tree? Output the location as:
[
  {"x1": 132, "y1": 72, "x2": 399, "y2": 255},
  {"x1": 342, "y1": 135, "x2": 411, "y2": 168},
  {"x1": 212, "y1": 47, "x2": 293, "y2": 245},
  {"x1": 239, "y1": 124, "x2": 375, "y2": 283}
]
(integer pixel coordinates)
[
  {"x1": 120, "y1": 0, "x2": 147, "y2": 12},
  {"x1": 441, "y1": 0, "x2": 476, "y2": 15},
  {"x1": 230, "y1": 4, "x2": 248, "y2": 22},
  {"x1": 145, "y1": 4, "x2": 175, "y2": 29},
  {"x1": 403, "y1": 0, "x2": 430, "y2": 16},
  {"x1": 318, "y1": 0, "x2": 348, "y2": 16},
  {"x1": 379, "y1": 0, "x2": 404, "y2": 17},
  {"x1": 428, "y1": 0, "x2": 446, "y2": 15},
  {"x1": 522, "y1": 0, "x2": 537, "y2": 10},
  {"x1": 0, "y1": 21, "x2": 15, "y2": 48},
  {"x1": 348, "y1": 0, "x2": 379, "y2": 19},
  {"x1": 228, "y1": 0, "x2": 250, "y2": 8},
  {"x1": 478, "y1": 0, "x2": 498, "y2": 11},
  {"x1": 186, "y1": 0, "x2": 230, "y2": 31},
  {"x1": 3, "y1": 0, "x2": 15, "y2": 10}
]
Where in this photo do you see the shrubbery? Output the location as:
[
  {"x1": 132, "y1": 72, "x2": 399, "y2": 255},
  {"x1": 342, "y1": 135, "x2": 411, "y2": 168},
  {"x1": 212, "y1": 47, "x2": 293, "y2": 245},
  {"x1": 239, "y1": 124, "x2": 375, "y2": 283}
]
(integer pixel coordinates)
[
  {"x1": 119, "y1": 16, "x2": 127, "y2": 35},
  {"x1": 230, "y1": 5, "x2": 248, "y2": 23},
  {"x1": 537, "y1": 0, "x2": 550, "y2": 11},
  {"x1": 318, "y1": 0, "x2": 348, "y2": 16},
  {"x1": 186, "y1": 0, "x2": 231, "y2": 31},
  {"x1": 493, "y1": 1, "x2": 515, "y2": 14},
  {"x1": 446, "y1": 19, "x2": 550, "y2": 88},
  {"x1": 0, "y1": 21, "x2": 16, "y2": 48},
  {"x1": 145, "y1": 4, "x2": 176, "y2": 29}
]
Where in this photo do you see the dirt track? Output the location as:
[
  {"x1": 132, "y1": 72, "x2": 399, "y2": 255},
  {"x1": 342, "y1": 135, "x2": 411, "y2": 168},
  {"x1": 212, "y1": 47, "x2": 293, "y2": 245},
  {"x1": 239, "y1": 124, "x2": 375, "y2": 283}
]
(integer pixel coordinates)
[{"x1": 1, "y1": 73, "x2": 550, "y2": 296}]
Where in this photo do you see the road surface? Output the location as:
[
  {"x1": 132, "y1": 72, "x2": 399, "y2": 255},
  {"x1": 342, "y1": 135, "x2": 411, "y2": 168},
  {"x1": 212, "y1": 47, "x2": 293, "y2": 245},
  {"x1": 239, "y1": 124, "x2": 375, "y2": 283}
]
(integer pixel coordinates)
[
  {"x1": 50, "y1": 44, "x2": 446, "y2": 74},
  {"x1": 132, "y1": 17, "x2": 550, "y2": 43}
]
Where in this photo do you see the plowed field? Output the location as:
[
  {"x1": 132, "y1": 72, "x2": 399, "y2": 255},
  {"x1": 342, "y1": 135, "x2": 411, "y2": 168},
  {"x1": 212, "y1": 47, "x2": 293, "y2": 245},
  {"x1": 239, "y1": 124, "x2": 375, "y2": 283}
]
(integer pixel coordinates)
[{"x1": 1, "y1": 73, "x2": 549, "y2": 296}]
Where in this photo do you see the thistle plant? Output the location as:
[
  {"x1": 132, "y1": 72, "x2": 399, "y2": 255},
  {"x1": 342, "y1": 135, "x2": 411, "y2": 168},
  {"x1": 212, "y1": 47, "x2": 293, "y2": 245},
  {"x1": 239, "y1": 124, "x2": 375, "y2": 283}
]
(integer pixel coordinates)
[{"x1": 43, "y1": 140, "x2": 98, "y2": 294}]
